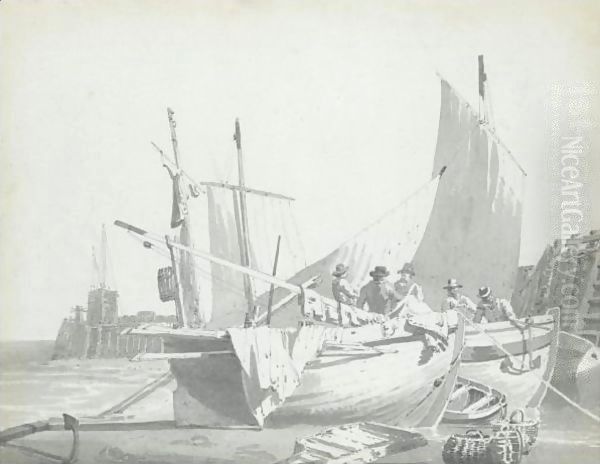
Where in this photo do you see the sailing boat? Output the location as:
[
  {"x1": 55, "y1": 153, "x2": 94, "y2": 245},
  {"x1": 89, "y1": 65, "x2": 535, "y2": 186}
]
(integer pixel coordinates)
[
  {"x1": 118, "y1": 56, "x2": 558, "y2": 427},
  {"x1": 118, "y1": 109, "x2": 465, "y2": 428}
]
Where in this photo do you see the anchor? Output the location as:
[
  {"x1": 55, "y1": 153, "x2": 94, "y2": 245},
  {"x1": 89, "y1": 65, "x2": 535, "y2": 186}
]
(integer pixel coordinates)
[{"x1": 0, "y1": 413, "x2": 79, "y2": 463}]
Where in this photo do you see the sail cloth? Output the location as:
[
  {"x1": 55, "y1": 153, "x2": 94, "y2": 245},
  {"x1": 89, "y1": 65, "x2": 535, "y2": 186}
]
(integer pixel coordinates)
[
  {"x1": 205, "y1": 186, "x2": 306, "y2": 329},
  {"x1": 412, "y1": 79, "x2": 526, "y2": 308},
  {"x1": 228, "y1": 325, "x2": 341, "y2": 426},
  {"x1": 267, "y1": 176, "x2": 441, "y2": 327},
  {"x1": 161, "y1": 155, "x2": 207, "y2": 326}
]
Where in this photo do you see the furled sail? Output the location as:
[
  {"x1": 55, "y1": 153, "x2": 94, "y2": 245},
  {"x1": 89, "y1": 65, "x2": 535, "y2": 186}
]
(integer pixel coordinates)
[
  {"x1": 412, "y1": 79, "x2": 526, "y2": 307},
  {"x1": 205, "y1": 185, "x2": 306, "y2": 328}
]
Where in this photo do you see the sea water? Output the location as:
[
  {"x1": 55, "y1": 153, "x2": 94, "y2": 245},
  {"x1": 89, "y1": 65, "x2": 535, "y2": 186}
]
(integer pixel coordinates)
[{"x1": 0, "y1": 341, "x2": 598, "y2": 464}]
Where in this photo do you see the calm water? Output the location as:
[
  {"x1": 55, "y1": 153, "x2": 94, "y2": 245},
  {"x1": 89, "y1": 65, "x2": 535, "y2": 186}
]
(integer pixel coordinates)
[{"x1": 0, "y1": 341, "x2": 599, "y2": 463}]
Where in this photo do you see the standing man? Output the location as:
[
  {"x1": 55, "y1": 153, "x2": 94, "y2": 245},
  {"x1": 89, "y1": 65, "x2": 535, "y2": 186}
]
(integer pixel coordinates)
[
  {"x1": 393, "y1": 262, "x2": 424, "y2": 303},
  {"x1": 357, "y1": 266, "x2": 396, "y2": 316},
  {"x1": 332, "y1": 263, "x2": 358, "y2": 326},
  {"x1": 473, "y1": 286, "x2": 519, "y2": 324},
  {"x1": 441, "y1": 278, "x2": 477, "y2": 319},
  {"x1": 331, "y1": 264, "x2": 358, "y2": 306}
]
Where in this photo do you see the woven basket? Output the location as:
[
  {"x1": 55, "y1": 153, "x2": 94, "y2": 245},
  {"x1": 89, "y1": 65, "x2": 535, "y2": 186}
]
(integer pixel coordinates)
[
  {"x1": 488, "y1": 425, "x2": 524, "y2": 464},
  {"x1": 442, "y1": 430, "x2": 490, "y2": 464},
  {"x1": 492, "y1": 408, "x2": 539, "y2": 454}
]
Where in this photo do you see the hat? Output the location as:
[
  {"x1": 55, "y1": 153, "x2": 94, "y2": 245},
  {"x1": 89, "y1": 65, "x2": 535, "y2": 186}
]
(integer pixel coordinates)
[
  {"x1": 478, "y1": 286, "x2": 492, "y2": 299},
  {"x1": 332, "y1": 263, "x2": 349, "y2": 277},
  {"x1": 443, "y1": 278, "x2": 463, "y2": 290},
  {"x1": 397, "y1": 262, "x2": 416, "y2": 276},
  {"x1": 369, "y1": 266, "x2": 390, "y2": 278}
]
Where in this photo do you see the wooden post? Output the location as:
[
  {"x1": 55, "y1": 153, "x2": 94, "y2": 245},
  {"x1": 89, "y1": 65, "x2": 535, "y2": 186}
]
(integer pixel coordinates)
[
  {"x1": 165, "y1": 235, "x2": 185, "y2": 328},
  {"x1": 266, "y1": 235, "x2": 282, "y2": 326},
  {"x1": 233, "y1": 119, "x2": 255, "y2": 316}
]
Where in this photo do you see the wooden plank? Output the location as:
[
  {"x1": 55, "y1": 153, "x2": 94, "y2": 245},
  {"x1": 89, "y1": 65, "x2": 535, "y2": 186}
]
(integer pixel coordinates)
[
  {"x1": 0, "y1": 421, "x2": 50, "y2": 443},
  {"x1": 276, "y1": 422, "x2": 427, "y2": 464},
  {"x1": 97, "y1": 371, "x2": 174, "y2": 417},
  {"x1": 449, "y1": 384, "x2": 470, "y2": 402},
  {"x1": 462, "y1": 394, "x2": 495, "y2": 413},
  {"x1": 131, "y1": 351, "x2": 234, "y2": 361}
]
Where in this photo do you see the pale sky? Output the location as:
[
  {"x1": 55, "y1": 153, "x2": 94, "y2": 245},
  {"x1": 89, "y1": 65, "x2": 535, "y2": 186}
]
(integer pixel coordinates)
[{"x1": 1, "y1": 0, "x2": 598, "y2": 340}]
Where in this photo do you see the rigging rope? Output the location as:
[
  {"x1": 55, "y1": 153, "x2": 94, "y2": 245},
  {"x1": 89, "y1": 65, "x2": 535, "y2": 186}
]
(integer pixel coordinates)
[
  {"x1": 456, "y1": 309, "x2": 600, "y2": 424},
  {"x1": 127, "y1": 232, "x2": 249, "y2": 299}
]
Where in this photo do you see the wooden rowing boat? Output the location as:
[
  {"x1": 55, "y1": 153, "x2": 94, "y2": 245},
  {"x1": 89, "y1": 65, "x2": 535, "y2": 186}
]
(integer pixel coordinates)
[
  {"x1": 458, "y1": 307, "x2": 560, "y2": 411},
  {"x1": 275, "y1": 422, "x2": 427, "y2": 464},
  {"x1": 164, "y1": 315, "x2": 465, "y2": 429},
  {"x1": 442, "y1": 377, "x2": 507, "y2": 424}
]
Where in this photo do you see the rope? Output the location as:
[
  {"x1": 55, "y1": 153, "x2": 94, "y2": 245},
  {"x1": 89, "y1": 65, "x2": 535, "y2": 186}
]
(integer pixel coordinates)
[
  {"x1": 456, "y1": 310, "x2": 600, "y2": 424},
  {"x1": 288, "y1": 201, "x2": 308, "y2": 267},
  {"x1": 127, "y1": 231, "x2": 249, "y2": 299}
]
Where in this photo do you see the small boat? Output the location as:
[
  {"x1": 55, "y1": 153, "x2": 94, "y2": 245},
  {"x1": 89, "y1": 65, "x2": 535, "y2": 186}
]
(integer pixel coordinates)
[
  {"x1": 275, "y1": 422, "x2": 427, "y2": 464},
  {"x1": 459, "y1": 308, "x2": 561, "y2": 411},
  {"x1": 443, "y1": 377, "x2": 507, "y2": 424}
]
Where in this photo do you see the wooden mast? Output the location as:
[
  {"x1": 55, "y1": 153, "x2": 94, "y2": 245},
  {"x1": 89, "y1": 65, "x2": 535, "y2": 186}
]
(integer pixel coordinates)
[
  {"x1": 266, "y1": 235, "x2": 282, "y2": 326},
  {"x1": 167, "y1": 108, "x2": 181, "y2": 168},
  {"x1": 100, "y1": 224, "x2": 108, "y2": 289},
  {"x1": 478, "y1": 55, "x2": 495, "y2": 128},
  {"x1": 164, "y1": 107, "x2": 198, "y2": 327},
  {"x1": 165, "y1": 235, "x2": 185, "y2": 328},
  {"x1": 233, "y1": 119, "x2": 256, "y2": 319}
]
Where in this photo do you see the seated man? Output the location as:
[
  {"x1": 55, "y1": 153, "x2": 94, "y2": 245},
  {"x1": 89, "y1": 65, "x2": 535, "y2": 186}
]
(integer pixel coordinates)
[
  {"x1": 473, "y1": 286, "x2": 519, "y2": 324},
  {"x1": 441, "y1": 278, "x2": 477, "y2": 320}
]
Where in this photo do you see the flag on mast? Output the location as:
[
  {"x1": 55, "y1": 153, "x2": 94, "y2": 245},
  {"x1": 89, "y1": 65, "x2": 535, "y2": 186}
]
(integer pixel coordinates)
[{"x1": 478, "y1": 54, "x2": 487, "y2": 99}]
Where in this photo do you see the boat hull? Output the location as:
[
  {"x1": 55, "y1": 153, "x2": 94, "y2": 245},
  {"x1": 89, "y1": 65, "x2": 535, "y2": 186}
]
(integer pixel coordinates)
[
  {"x1": 458, "y1": 308, "x2": 560, "y2": 411},
  {"x1": 552, "y1": 331, "x2": 600, "y2": 406},
  {"x1": 170, "y1": 320, "x2": 465, "y2": 428},
  {"x1": 442, "y1": 376, "x2": 507, "y2": 424}
]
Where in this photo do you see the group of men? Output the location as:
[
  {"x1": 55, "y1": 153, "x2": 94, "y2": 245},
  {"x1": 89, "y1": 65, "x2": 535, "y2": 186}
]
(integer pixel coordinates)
[{"x1": 331, "y1": 262, "x2": 517, "y2": 324}]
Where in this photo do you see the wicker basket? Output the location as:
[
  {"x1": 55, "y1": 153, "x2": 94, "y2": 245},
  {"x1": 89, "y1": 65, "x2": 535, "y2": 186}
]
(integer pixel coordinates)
[
  {"x1": 492, "y1": 408, "x2": 540, "y2": 454},
  {"x1": 442, "y1": 430, "x2": 491, "y2": 464},
  {"x1": 488, "y1": 425, "x2": 524, "y2": 464}
]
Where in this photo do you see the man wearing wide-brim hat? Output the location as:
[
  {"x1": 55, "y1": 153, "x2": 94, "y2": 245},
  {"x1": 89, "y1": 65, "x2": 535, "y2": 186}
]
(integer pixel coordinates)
[
  {"x1": 440, "y1": 278, "x2": 477, "y2": 318},
  {"x1": 473, "y1": 286, "x2": 518, "y2": 324},
  {"x1": 393, "y1": 262, "x2": 424, "y2": 303},
  {"x1": 357, "y1": 266, "x2": 396, "y2": 316},
  {"x1": 331, "y1": 263, "x2": 358, "y2": 306}
]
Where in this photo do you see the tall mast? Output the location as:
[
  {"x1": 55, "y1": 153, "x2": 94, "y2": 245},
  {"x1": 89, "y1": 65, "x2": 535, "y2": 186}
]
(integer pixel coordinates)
[
  {"x1": 100, "y1": 224, "x2": 108, "y2": 288},
  {"x1": 233, "y1": 119, "x2": 255, "y2": 316},
  {"x1": 163, "y1": 107, "x2": 201, "y2": 327},
  {"x1": 91, "y1": 246, "x2": 100, "y2": 289},
  {"x1": 167, "y1": 108, "x2": 181, "y2": 169}
]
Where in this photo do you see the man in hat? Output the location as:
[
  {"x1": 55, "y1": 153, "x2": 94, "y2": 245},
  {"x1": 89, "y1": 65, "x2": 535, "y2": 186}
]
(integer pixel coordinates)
[
  {"x1": 357, "y1": 266, "x2": 397, "y2": 316},
  {"x1": 473, "y1": 286, "x2": 518, "y2": 324},
  {"x1": 331, "y1": 264, "x2": 357, "y2": 306},
  {"x1": 393, "y1": 262, "x2": 424, "y2": 303},
  {"x1": 440, "y1": 278, "x2": 477, "y2": 319}
]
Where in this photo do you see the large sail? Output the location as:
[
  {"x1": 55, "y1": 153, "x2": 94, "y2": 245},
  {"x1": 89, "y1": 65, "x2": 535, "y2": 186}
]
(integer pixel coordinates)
[
  {"x1": 412, "y1": 79, "x2": 526, "y2": 307},
  {"x1": 205, "y1": 185, "x2": 305, "y2": 328},
  {"x1": 267, "y1": 176, "x2": 441, "y2": 327}
]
